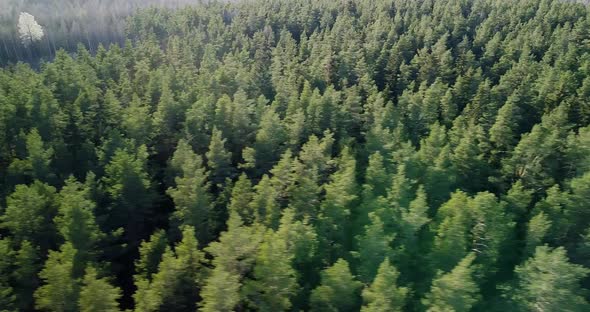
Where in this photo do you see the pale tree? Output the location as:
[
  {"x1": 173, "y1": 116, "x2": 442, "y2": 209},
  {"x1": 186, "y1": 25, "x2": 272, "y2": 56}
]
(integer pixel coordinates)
[{"x1": 18, "y1": 12, "x2": 44, "y2": 47}]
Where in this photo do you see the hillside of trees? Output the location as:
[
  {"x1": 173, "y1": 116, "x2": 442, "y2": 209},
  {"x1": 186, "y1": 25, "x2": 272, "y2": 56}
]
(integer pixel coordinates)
[{"x1": 1, "y1": 0, "x2": 590, "y2": 311}]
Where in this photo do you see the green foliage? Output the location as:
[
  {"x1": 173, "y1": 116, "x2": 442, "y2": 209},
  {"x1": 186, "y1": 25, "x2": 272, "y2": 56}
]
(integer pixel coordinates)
[
  {"x1": 206, "y1": 127, "x2": 234, "y2": 186},
  {"x1": 79, "y1": 267, "x2": 121, "y2": 312},
  {"x1": 54, "y1": 177, "x2": 102, "y2": 271},
  {"x1": 200, "y1": 213, "x2": 263, "y2": 311},
  {"x1": 512, "y1": 246, "x2": 589, "y2": 311},
  {"x1": 318, "y1": 147, "x2": 358, "y2": 261},
  {"x1": 432, "y1": 191, "x2": 514, "y2": 276},
  {"x1": 0, "y1": 238, "x2": 15, "y2": 311},
  {"x1": 103, "y1": 145, "x2": 153, "y2": 247},
  {"x1": 422, "y1": 253, "x2": 480, "y2": 312},
  {"x1": 362, "y1": 258, "x2": 408, "y2": 312},
  {"x1": 355, "y1": 213, "x2": 395, "y2": 283},
  {"x1": 34, "y1": 243, "x2": 79, "y2": 312},
  {"x1": 167, "y1": 140, "x2": 212, "y2": 242},
  {"x1": 228, "y1": 173, "x2": 254, "y2": 223},
  {"x1": 310, "y1": 259, "x2": 362, "y2": 312},
  {"x1": 243, "y1": 230, "x2": 298, "y2": 311},
  {"x1": 0, "y1": 0, "x2": 590, "y2": 310},
  {"x1": 13, "y1": 241, "x2": 39, "y2": 310},
  {"x1": 1, "y1": 182, "x2": 57, "y2": 250},
  {"x1": 134, "y1": 227, "x2": 204, "y2": 312},
  {"x1": 8, "y1": 129, "x2": 54, "y2": 184}
]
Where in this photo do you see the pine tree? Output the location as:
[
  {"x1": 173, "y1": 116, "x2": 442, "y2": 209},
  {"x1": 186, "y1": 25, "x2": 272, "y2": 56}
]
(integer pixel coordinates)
[
  {"x1": 489, "y1": 96, "x2": 520, "y2": 157},
  {"x1": 34, "y1": 243, "x2": 79, "y2": 312},
  {"x1": 167, "y1": 141, "x2": 211, "y2": 242},
  {"x1": 422, "y1": 253, "x2": 480, "y2": 312},
  {"x1": 0, "y1": 238, "x2": 15, "y2": 311},
  {"x1": 13, "y1": 241, "x2": 39, "y2": 310},
  {"x1": 1, "y1": 181, "x2": 57, "y2": 250},
  {"x1": 523, "y1": 212, "x2": 551, "y2": 258},
  {"x1": 400, "y1": 185, "x2": 430, "y2": 248},
  {"x1": 502, "y1": 180, "x2": 533, "y2": 219},
  {"x1": 512, "y1": 246, "x2": 589, "y2": 311},
  {"x1": 8, "y1": 129, "x2": 54, "y2": 185},
  {"x1": 269, "y1": 149, "x2": 295, "y2": 208},
  {"x1": 228, "y1": 173, "x2": 254, "y2": 224},
  {"x1": 318, "y1": 147, "x2": 358, "y2": 262},
  {"x1": 78, "y1": 267, "x2": 121, "y2": 312},
  {"x1": 451, "y1": 123, "x2": 488, "y2": 191},
  {"x1": 249, "y1": 175, "x2": 280, "y2": 228},
  {"x1": 243, "y1": 230, "x2": 298, "y2": 311},
  {"x1": 275, "y1": 208, "x2": 319, "y2": 282},
  {"x1": 310, "y1": 259, "x2": 362, "y2": 312},
  {"x1": 54, "y1": 177, "x2": 103, "y2": 274},
  {"x1": 206, "y1": 127, "x2": 234, "y2": 186},
  {"x1": 134, "y1": 227, "x2": 204, "y2": 311},
  {"x1": 122, "y1": 94, "x2": 152, "y2": 147},
  {"x1": 200, "y1": 213, "x2": 263, "y2": 311},
  {"x1": 361, "y1": 258, "x2": 408, "y2": 312},
  {"x1": 199, "y1": 267, "x2": 241, "y2": 312},
  {"x1": 289, "y1": 158, "x2": 322, "y2": 219},
  {"x1": 152, "y1": 78, "x2": 184, "y2": 150},
  {"x1": 355, "y1": 213, "x2": 395, "y2": 283},
  {"x1": 103, "y1": 145, "x2": 154, "y2": 249},
  {"x1": 135, "y1": 230, "x2": 168, "y2": 281},
  {"x1": 252, "y1": 106, "x2": 287, "y2": 175}
]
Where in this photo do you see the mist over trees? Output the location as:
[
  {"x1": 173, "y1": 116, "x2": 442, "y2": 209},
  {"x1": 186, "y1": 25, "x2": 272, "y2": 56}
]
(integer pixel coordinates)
[
  {"x1": 0, "y1": 0, "x2": 197, "y2": 65},
  {"x1": 0, "y1": 0, "x2": 590, "y2": 311}
]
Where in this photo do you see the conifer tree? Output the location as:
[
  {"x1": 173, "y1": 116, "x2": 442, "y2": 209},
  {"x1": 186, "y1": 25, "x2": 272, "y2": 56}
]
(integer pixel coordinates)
[
  {"x1": 135, "y1": 230, "x2": 168, "y2": 282},
  {"x1": 55, "y1": 177, "x2": 103, "y2": 274},
  {"x1": 13, "y1": 241, "x2": 39, "y2": 310},
  {"x1": 1, "y1": 182, "x2": 57, "y2": 250},
  {"x1": 0, "y1": 238, "x2": 15, "y2": 311},
  {"x1": 200, "y1": 213, "x2": 263, "y2": 311},
  {"x1": 79, "y1": 267, "x2": 121, "y2": 312},
  {"x1": 35, "y1": 243, "x2": 79, "y2": 312},
  {"x1": 103, "y1": 145, "x2": 154, "y2": 249},
  {"x1": 310, "y1": 259, "x2": 362, "y2": 312},
  {"x1": 243, "y1": 230, "x2": 298, "y2": 311},
  {"x1": 252, "y1": 106, "x2": 287, "y2": 175},
  {"x1": 361, "y1": 258, "x2": 408, "y2": 312},
  {"x1": 167, "y1": 140, "x2": 211, "y2": 242},
  {"x1": 355, "y1": 213, "x2": 395, "y2": 283},
  {"x1": 8, "y1": 129, "x2": 54, "y2": 185},
  {"x1": 422, "y1": 253, "x2": 480, "y2": 312},
  {"x1": 249, "y1": 175, "x2": 280, "y2": 229},
  {"x1": 134, "y1": 227, "x2": 204, "y2": 311},
  {"x1": 228, "y1": 173, "x2": 254, "y2": 223},
  {"x1": 206, "y1": 127, "x2": 234, "y2": 186},
  {"x1": 318, "y1": 147, "x2": 358, "y2": 262},
  {"x1": 512, "y1": 246, "x2": 589, "y2": 311}
]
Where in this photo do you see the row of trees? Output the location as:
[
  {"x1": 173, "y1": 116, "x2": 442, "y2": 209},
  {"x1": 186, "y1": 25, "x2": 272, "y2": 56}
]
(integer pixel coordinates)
[{"x1": 0, "y1": 0, "x2": 589, "y2": 311}]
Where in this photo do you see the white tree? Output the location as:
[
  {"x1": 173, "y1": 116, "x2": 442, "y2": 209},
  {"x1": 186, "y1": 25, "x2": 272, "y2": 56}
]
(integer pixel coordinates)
[{"x1": 18, "y1": 12, "x2": 44, "y2": 47}]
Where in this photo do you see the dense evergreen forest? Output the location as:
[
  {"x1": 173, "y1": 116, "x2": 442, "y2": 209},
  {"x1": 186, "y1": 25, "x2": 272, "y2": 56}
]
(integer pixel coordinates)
[{"x1": 1, "y1": 0, "x2": 590, "y2": 310}]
